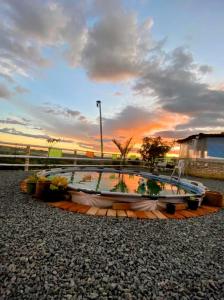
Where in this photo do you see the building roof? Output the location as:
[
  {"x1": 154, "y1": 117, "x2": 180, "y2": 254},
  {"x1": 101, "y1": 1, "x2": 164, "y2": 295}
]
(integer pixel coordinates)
[{"x1": 177, "y1": 133, "x2": 224, "y2": 144}]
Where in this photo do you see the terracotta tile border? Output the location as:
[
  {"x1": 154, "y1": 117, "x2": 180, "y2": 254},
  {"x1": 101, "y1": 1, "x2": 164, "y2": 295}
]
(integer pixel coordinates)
[{"x1": 48, "y1": 200, "x2": 221, "y2": 220}]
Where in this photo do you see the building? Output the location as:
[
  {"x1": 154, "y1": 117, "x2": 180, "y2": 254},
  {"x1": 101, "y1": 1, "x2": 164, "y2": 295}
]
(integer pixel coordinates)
[{"x1": 177, "y1": 133, "x2": 224, "y2": 159}]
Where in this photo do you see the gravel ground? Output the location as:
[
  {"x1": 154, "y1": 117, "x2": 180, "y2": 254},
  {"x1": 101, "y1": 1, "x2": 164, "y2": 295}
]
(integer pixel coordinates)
[{"x1": 1, "y1": 171, "x2": 224, "y2": 300}]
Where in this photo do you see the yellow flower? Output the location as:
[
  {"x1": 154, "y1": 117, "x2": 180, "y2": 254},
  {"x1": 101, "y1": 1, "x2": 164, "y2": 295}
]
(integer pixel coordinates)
[
  {"x1": 37, "y1": 176, "x2": 48, "y2": 182},
  {"x1": 27, "y1": 175, "x2": 38, "y2": 183},
  {"x1": 51, "y1": 176, "x2": 68, "y2": 189}
]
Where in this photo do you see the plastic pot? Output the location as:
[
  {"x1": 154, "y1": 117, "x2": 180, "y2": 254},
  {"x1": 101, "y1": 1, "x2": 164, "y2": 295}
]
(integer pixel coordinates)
[
  {"x1": 35, "y1": 181, "x2": 51, "y2": 199},
  {"x1": 43, "y1": 189, "x2": 66, "y2": 202},
  {"x1": 187, "y1": 199, "x2": 199, "y2": 210},
  {"x1": 166, "y1": 203, "x2": 176, "y2": 214}
]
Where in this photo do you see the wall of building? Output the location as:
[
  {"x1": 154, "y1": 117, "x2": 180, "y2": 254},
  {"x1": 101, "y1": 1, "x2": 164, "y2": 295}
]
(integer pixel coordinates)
[
  {"x1": 179, "y1": 137, "x2": 224, "y2": 159},
  {"x1": 207, "y1": 137, "x2": 224, "y2": 158},
  {"x1": 184, "y1": 158, "x2": 224, "y2": 180},
  {"x1": 179, "y1": 138, "x2": 207, "y2": 159}
]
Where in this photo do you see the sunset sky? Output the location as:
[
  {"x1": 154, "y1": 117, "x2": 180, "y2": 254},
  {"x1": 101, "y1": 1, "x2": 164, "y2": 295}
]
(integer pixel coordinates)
[{"x1": 0, "y1": 0, "x2": 224, "y2": 153}]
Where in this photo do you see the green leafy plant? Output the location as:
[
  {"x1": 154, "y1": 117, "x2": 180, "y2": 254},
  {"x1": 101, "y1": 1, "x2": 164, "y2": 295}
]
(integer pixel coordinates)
[{"x1": 27, "y1": 174, "x2": 38, "y2": 183}]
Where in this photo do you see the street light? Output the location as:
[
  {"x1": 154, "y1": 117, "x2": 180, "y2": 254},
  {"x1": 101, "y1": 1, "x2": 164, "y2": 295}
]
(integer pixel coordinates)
[{"x1": 96, "y1": 100, "x2": 104, "y2": 158}]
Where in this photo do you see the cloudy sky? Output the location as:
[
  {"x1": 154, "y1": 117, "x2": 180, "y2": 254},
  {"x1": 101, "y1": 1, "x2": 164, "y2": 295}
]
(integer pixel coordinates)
[{"x1": 0, "y1": 0, "x2": 223, "y2": 152}]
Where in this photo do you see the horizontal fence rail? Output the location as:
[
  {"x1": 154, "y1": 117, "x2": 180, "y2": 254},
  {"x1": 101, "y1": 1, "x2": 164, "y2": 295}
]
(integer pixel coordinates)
[
  {"x1": 0, "y1": 140, "x2": 177, "y2": 171},
  {"x1": 0, "y1": 155, "x2": 121, "y2": 161}
]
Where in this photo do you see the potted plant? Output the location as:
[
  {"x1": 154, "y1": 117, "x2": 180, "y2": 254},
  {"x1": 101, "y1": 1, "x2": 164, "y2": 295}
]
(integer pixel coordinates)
[
  {"x1": 43, "y1": 176, "x2": 68, "y2": 201},
  {"x1": 187, "y1": 196, "x2": 200, "y2": 210},
  {"x1": 35, "y1": 176, "x2": 51, "y2": 199},
  {"x1": 26, "y1": 175, "x2": 38, "y2": 195}
]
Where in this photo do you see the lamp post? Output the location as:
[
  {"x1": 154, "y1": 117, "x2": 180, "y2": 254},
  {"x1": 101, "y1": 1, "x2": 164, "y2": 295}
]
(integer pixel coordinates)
[{"x1": 96, "y1": 100, "x2": 104, "y2": 158}]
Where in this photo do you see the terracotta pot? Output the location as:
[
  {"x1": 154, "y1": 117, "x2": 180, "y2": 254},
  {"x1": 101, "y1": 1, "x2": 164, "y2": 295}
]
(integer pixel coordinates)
[
  {"x1": 27, "y1": 182, "x2": 36, "y2": 195},
  {"x1": 20, "y1": 180, "x2": 27, "y2": 193},
  {"x1": 35, "y1": 180, "x2": 51, "y2": 199},
  {"x1": 203, "y1": 191, "x2": 224, "y2": 207}
]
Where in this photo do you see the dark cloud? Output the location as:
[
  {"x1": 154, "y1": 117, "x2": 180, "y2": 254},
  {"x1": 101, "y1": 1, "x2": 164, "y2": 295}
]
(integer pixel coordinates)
[
  {"x1": 0, "y1": 18, "x2": 50, "y2": 78},
  {"x1": 15, "y1": 101, "x2": 98, "y2": 141},
  {"x1": 114, "y1": 92, "x2": 123, "y2": 96},
  {"x1": 103, "y1": 105, "x2": 154, "y2": 133},
  {"x1": 66, "y1": 109, "x2": 80, "y2": 117},
  {"x1": 4, "y1": 0, "x2": 66, "y2": 42},
  {"x1": 0, "y1": 117, "x2": 27, "y2": 125},
  {"x1": 134, "y1": 47, "x2": 224, "y2": 135},
  {"x1": 0, "y1": 84, "x2": 11, "y2": 99},
  {"x1": 15, "y1": 86, "x2": 29, "y2": 94},
  {"x1": 153, "y1": 130, "x2": 198, "y2": 139},
  {"x1": 0, "y1": 0, "x2": 155, "y2": 83},
  {"x1": 0, "y1": 127, "x2": 50, "y2": 140},
  {"x1": 102, "y1": 105, "x2": 182, "y2": 139},
  {"x1": 199, "y1": 65, "x2": 213, "y2": 74},
  {"x1": 176, "y1": 112, "x2": 224, "y2": 130},
  {"x1": 0, "y1": 0, "x2": 67, "y2": 79},
  {"x1": 0, "y1": 127, "x2": 73, "y2": 143},
  {"x1": 42, "y1": 105, "x2": 81, "y2": 119}
]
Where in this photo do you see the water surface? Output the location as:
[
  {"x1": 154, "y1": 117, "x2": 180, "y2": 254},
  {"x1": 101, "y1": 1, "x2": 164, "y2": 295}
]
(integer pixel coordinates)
[{"x1": 59, "y1": 171, "x2": 190, "y2": 196}]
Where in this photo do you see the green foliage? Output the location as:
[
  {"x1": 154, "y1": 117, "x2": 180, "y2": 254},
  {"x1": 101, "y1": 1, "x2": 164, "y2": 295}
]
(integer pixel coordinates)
[
  {"x1": 27, "y1": 174, "x2": 38, "y2": 183},
  {"x1": 139, "y1": 136, "x2": 171, "y2": 170},
  {"x1": 112, "y1": 137, "x2": 133, "y2": 164}
]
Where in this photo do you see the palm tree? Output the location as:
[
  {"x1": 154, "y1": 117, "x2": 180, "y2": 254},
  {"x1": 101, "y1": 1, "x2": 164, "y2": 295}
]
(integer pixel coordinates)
[{"x1": 112, "y1": 137, "x2": 133, "y2": 165}]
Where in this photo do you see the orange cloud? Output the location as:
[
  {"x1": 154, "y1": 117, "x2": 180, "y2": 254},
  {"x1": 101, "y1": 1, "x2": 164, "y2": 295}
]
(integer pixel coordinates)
[{"x1": 106, "y1": 111, "x2": 189, "y2": 144}]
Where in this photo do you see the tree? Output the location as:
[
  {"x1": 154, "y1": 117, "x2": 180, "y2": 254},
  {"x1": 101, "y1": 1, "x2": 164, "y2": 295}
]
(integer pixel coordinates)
[
  {"x1": 47, "y1": 138, "x2": 61, "y2": 146},
  {"x1": 139, "y1": 137, "x2": 171, "y2": 170},
  {"x1": 112, "y1": 137, "x2": 133, "y2": 165}
]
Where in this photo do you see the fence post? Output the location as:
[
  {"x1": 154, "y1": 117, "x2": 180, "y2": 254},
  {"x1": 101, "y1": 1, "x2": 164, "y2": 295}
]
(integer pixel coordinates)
[
  {"x1": 73, "y1": 150, "x2": 77, "y2": 165},
  {"x1": 24, "y1": 146, "x2": 30, "y2": 171}
]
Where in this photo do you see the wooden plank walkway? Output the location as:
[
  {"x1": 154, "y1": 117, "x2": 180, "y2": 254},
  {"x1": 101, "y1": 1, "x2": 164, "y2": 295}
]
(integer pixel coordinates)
[
  {"x1": 107, "y1": 209, "x2": 117, "y2": 217},
  {"x1": 152, "y1": 210, "x2": 168, "y2": 219},
  {"x1": 86, "y1": 207, "x2": 99, "y2": 215},
  {"x1": 145, "y1": 211, "x2": 158, "y2": 219},
  {"x1": 96, "y1": 208, "x2": 108, "y2": 216},
  {"x1": 48, "y1": 201, "x2": 221, "y2": 220},
  {"x1": 117, "y1": 210, "x2": 127, "y2": 217}
]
